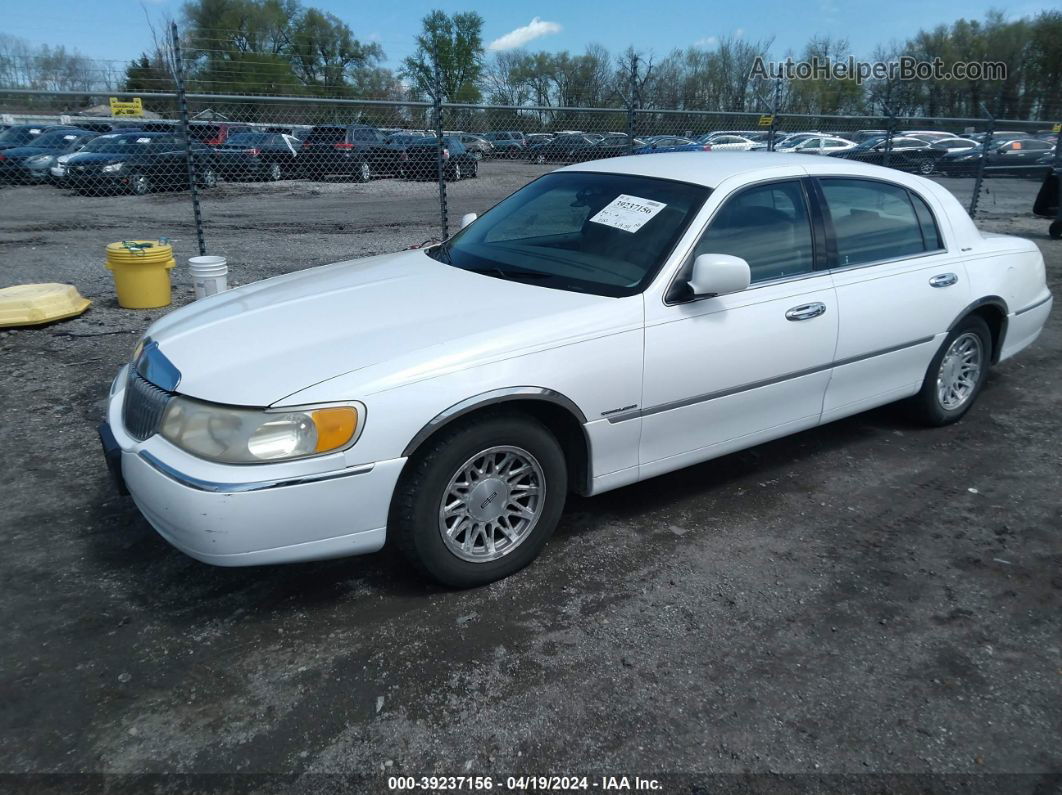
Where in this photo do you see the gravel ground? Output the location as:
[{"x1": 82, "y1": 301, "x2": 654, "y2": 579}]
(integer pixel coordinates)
[{"x1": 0, "y1": 162, "x2": 1059, "y2": 793}]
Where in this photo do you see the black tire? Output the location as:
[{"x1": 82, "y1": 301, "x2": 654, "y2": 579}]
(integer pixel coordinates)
[
  {"x1": 907, "y1": 315, "x2": 992, "y2": 426},
  {"x1": 450, "y1": 162, "x2": 462, "y2": 181},
  {"x1": 129, "y1": 173, "x2": 151, "y2": 196},
  {"x1": 390, "y1": 412, "x2": 568, "y2": 588},
  {"x1": 468, "y1": 159, "x2": 478, "y2": 178},
  {"x1": 355, "y1": 160, "x2": 371, "y2": 183},
  {"x1": 266, "y1": 162, "x2": 282, "y2": 181},
  {"x1": 1050, "y1": 220, "x2": 1062, "y2": 240},
  {"x1": 198, "y1": 168, "x2": 217, "y2": 189},
  {"x1": 916, "y1": 158, "x2": 935, "y2": 175}
]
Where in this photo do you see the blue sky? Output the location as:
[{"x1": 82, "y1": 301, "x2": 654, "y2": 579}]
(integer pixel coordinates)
[{"x1": 5, "y1": 0, "x2": 1058, "y2": 69}]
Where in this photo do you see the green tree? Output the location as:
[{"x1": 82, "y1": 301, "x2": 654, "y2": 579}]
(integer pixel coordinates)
[{"x1": 401, "y1": 9, "x2": 485, "y2": 102}]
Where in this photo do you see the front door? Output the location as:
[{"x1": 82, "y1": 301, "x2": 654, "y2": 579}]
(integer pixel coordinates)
[{"x1": 639, "y1": 178, "x2": 838, "y2": 478}]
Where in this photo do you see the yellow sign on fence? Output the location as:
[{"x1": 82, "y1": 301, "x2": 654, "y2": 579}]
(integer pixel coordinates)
[
  {"x1": 109, "y1": 97, "x2": 143, "y2": 117},
  {"x1": 1052, "y1": 122, "x2": 1061, "y2": 133},
  {"x1": 758, "y1": 114, "x2": 775, "y2": 127}
]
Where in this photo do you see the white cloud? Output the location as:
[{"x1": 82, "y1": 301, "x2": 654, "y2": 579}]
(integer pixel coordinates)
[
  {"x1": 695, "y1": 36, "x2": 719, "y2": 48},
  {"x1": 488, "y1": 17, "x2": 563, "y2": 51}
]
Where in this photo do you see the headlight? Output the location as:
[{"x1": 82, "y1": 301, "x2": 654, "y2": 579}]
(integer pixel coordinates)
[
  {"x1": 27, "y1": 155, "x2": 52, "y2": 166},
  {"x1": 159, "y1": 396, "x2": 363, "y2": 463},
  {"x1": 102, "y1": 162, "x2": 125, "y2": 173}
]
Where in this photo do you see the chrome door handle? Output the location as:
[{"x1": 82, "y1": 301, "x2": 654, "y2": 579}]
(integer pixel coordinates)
[
  {"x1": 929, "y1": 272, "x2": 958, "y2": 288},
  {"x1": 785, "y1": 302, "x2": 827, "y2": 321}
]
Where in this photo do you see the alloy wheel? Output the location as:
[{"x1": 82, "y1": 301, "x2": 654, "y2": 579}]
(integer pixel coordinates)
[
  {"x1": 936, "y1": 332, "x2": 983, "y2": 410},
  {"x1": 438, "y1": 446, "x2": 545, "y2": 563}
]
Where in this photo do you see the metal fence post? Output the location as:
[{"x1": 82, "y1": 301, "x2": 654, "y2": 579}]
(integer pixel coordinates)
[
  {"x1": 432, "y1": 45, "x2": 448, "y2": 240},
  {"x1": 170, "y1": 21, "x2": 206, "y2": 256},
  {"x1": 767, "y1": 78, "x2": 781, "y2": 151},
  {"x1": 627, "y1": 55, "x2": 639, "y2": 155},
  {"x1": 969, "y1": 104, "x2": 995, "y2": 219},
  {"x1": 882, "y1": 106, "x2": 896, "y2": 170}
]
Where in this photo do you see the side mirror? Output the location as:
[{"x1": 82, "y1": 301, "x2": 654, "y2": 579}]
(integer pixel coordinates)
[
  {"x1": 688, "y1": 253, "x2": 751, "y2": 298},
  {"x1": 460, "y1": 212, "x2": 477, "y2": 229}
]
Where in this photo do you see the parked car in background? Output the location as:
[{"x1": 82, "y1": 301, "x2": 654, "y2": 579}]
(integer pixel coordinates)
[
  {"x1": 527, "y1": 134, "x2": 598, "y2": 164},
  {"x1": 830, "y1": 135, "x2": 942, "y2": 174},
  {"x1": 900, "y1": 131, "x2": 953, "y2": 143},
  {"x1": 66, "y1": 131, "x2": 218, "y2": 195},
  {"x1": 297, "y1": 125, "x2": 392, "y2": 181},
  {"x1": 100, "y1": 153, "x2": 1051, "y2": 587},
  {"x1": 481, "y1": 131, "x2": 526, "y2": 158},
  {"x1": 265, "y1": 125, "x2": 311, "y2": 139},
  {"x1": 772, "y1": 132, "x2": 822, "y2": 150},
  {"x1": 852, "y1": 129, "x2": 888, "y2": 143},
  {"x1": 938, "y1": 137, "x2": 1055, "y2": 177},
  {"x1": 698, "y1": 134, "x2": 758, "y2": 151},
  {"x1": 215, "y1": 132, "x2": 300, "y2": 181},
  {"x1": 778, "y1": 135, "x2": 857, "y2": 155},
  {"x1": 458, "y1": 134, "x2": 493, "y2": 160},
  {"x1": 633, "y1": 136, "x2": 700, "y2": 154},
  {"x1": 0, "y1": 124, "x2": 59, "y2": 152},
  {"x1": 571, "y1": 133, "x2": 646, "y2": 161},
  {"x1": 525, "y1": 133, "x2": 553, "y2": 147},
  {"x1": 403, "y1": 135, "x2": 478, "y2": 180},
  {"x1": 188, "y1": 122, "x2": 253, "y2": 148},
  {"x1": 930, "y1": 137, "x2": 980, "y2": 152},
  {"x1": 0, "y1": 128, "x2": 97, "y2": 184}
]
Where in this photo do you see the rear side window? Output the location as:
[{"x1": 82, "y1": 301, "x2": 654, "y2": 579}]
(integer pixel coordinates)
[
  {"x1": 306, "y1": 127, "x2": 345, "y2": 144},
  {"x1": 910, "y1": 192, "x2": 944, "y2": 251},
  {"x1": 695, "y1": 179, "x2": 814, "y2": 283},
  {"x1": 819, "y1": 178, "x2": 928, "y2": 267}
]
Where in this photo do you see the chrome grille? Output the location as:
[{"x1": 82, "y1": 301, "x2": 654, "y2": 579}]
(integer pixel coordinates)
[{"x1": 122, "y1": 371, "x2": 174, "y2": 442}]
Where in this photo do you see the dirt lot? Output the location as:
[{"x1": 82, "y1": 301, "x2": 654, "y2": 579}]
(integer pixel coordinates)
[{"x1": 1, "y1": 162, "x2": 1059, "y2": 792}]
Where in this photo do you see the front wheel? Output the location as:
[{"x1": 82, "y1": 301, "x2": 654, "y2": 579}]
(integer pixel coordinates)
[
  {"x1": 266, "y1": 162, "x2": 282, "y2": 181},
  {"x1": 129, "y1": 173, "x2": 151, "y2": 196},
  {"x1": 916, "y1": 158, "x2": 935, "y2": 175},
  {"x1": 449, "y1": 162, "x2": 462, "y2": 181},
  {"x1": 198, "y1": 168, "x2": 217, "y2": 188},
  {"x1": 468, "y1": 159, "x2": 478, "y2": 178},
  {"x1": 907, "y1": 315, "x2": 991, "y2": 426},
  {"x1": 390, "y1": 413, "x2": 568, "y2": 587},
  {"x1": 355, "y1": 160, "x2": 371, "y2": 183}
]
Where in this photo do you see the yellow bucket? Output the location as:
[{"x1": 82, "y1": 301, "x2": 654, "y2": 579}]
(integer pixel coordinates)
[{"x1": 105, "y1": 240, "x2": 175, "y2": 309}]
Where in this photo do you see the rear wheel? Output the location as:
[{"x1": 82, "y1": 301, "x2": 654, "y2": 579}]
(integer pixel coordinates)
[
  {"x1": 198, "y1": 168, "x2": 218, "y2": 188},
  {"x1": 908, "y1": 315, "x2": 991, "y2": 426},
  {"x1": 391, "y1": 413, "x2": 568, "y2": 587},
  {"x1": 356, "y1": 160, "x2": 371, "y2": 183},
  {"x1": 468, "y1": 159, "x2": 479, "y2": 178},
  {"x1": 916, "y1": 158, "x2": 935, "y2": 175},
  {"x1": 266, "y1": 162, "x2": 282, "y2": 181}
]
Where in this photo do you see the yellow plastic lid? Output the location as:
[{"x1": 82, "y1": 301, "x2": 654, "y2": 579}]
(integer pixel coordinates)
[{"x1": 0, "y1": 283, "x2": 91, "y2": 328}]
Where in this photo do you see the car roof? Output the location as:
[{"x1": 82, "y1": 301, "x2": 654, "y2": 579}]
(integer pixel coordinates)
[{"x1": 556, "y1": 151, "x2": 937, "y2": 189}]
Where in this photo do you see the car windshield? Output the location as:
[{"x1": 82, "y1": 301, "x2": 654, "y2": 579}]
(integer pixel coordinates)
[
  {"x1": 27, "y1": 130, "x2": 83, "y2": 148},
  {"x1": 429, "y1": 171, "x2": 710, "y2": 297},
  {"x1": 0, "y1": 126, "x2": 45, "y2": 145},
  {"x1": 80, "y1": 135, "x2": 156, "y2": 153}
]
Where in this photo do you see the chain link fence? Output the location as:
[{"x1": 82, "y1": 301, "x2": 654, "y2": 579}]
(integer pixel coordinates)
[{"x1": 1, "y1": 86, "x2": 1058, "y2": 261}]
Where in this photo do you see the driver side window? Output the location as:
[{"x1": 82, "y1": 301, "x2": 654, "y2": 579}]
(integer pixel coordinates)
[{"x1": 693, "y1": 180, "x2": 815, "y2": 283}]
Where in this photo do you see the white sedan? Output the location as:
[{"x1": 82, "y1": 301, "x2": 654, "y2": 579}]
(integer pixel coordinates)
[
  {"x1": 778, "y1": 135, "x2": 857, "y2": 155},
  {"x1": 100, "y1": 152, "x2": 1052, "y2": 587}
]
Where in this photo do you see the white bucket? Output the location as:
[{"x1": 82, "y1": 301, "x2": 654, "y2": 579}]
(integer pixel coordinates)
[{"x1": 188, "y1": 255, "x2": 228, "y2": 299}]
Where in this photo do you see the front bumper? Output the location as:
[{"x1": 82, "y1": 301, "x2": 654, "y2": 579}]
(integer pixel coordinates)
[{"x1": 103, "y1": 374, "x2": 406, "y2": 566}]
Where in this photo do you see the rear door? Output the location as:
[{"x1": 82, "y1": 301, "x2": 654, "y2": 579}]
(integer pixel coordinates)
[{"x1": 814, "y1": 176, "x2": 971, "y2": 422}]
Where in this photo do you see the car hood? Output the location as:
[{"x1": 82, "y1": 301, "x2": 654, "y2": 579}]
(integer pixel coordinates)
[
  {"x1": 145, "y1": 249, "x2": 632, "y2": 406},
  {"x1": 68, "y1": 152, "x2": 133, "y2": 165}
]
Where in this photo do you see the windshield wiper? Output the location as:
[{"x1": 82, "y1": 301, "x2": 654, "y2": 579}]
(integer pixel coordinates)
[{"x1": 466, "y1": 266, "x2": 553, "y2": 282}]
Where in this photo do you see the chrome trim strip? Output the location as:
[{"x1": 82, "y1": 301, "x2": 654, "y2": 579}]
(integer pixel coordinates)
[
  {"x1": 609, "y1": 335, "x2": 936, "y2": 423},
  {"x1": 1014, "y1": 294, "x2": 1052, "y2": 316},
  {"x1": 138, "y1": 451, "x2": 374, "y2": 493},
  {"x1": 401, "y1": 386, "x2": 588, "y2": 457}
]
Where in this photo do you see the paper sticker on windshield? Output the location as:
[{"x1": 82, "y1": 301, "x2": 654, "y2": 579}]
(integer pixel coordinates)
[
  {"x1": 136, "y1": 137, "x2": 151, "y2": 143},
  {"x1": 589, "y1": 194, "x2": 666, "y2": 233}
]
